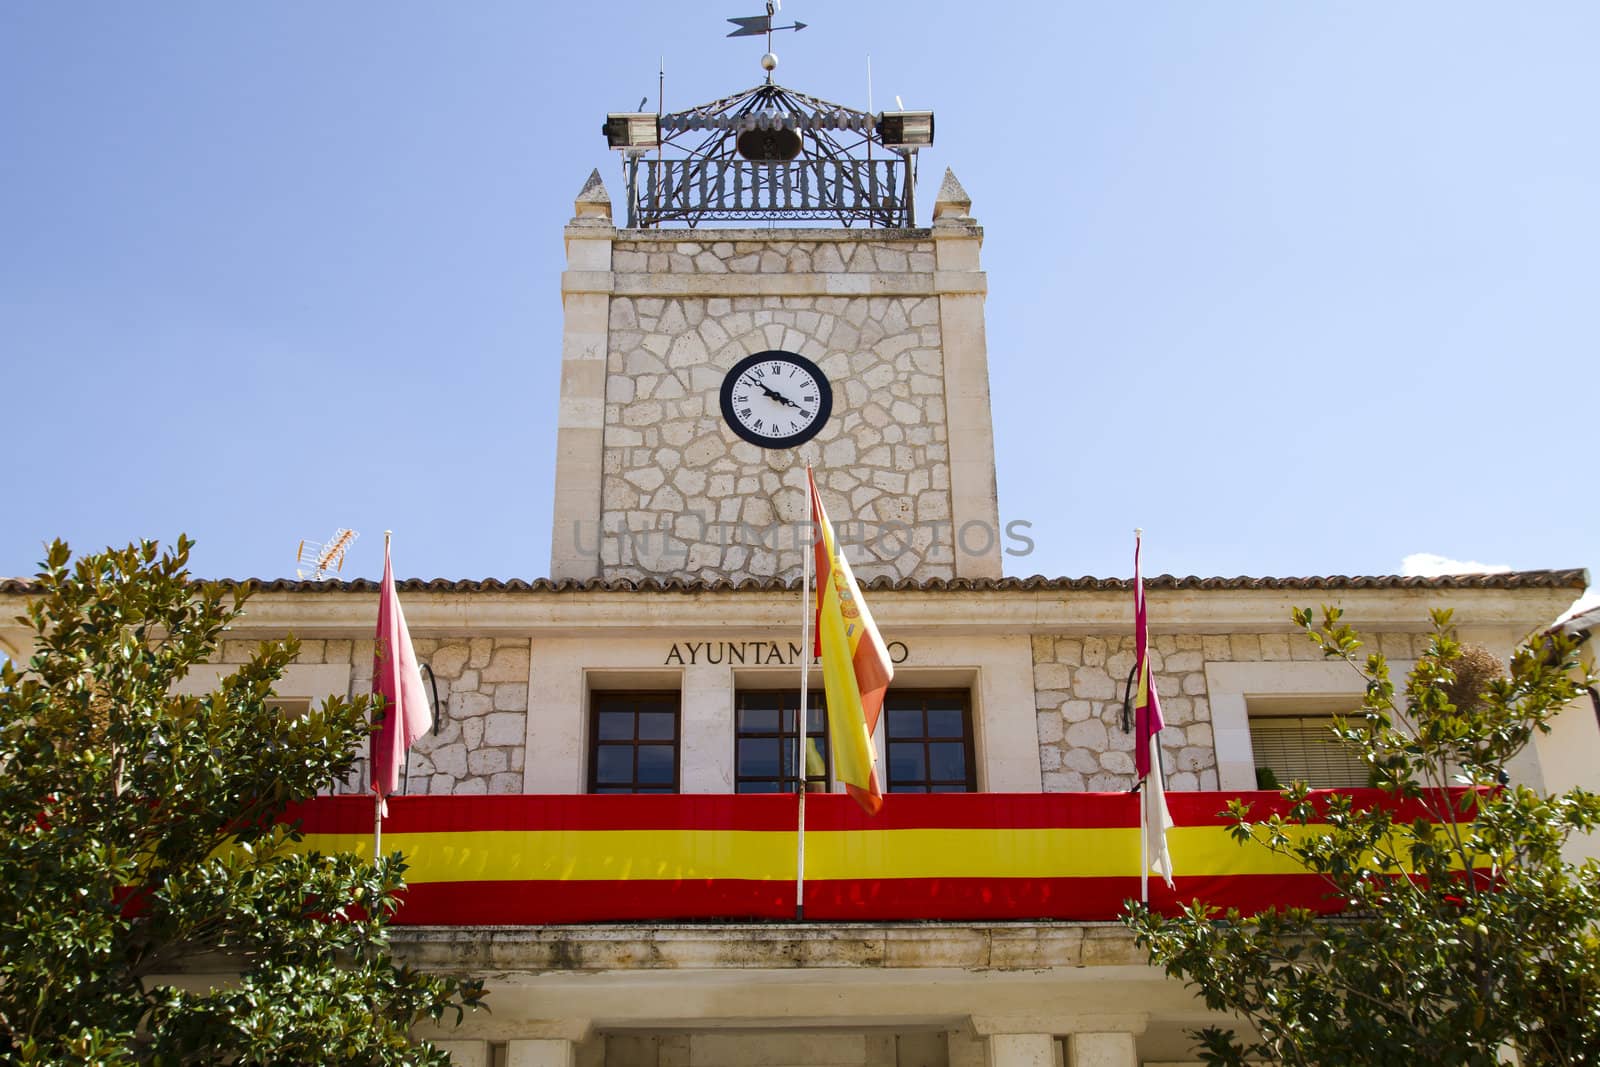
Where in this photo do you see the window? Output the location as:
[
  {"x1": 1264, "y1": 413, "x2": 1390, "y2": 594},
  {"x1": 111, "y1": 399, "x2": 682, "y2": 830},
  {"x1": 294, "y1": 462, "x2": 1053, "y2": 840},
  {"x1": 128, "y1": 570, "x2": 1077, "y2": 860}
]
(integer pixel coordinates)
[
  {"x1": 1247, "y1": 697, "x2": 1367, "y2": 789},
  {"x1": 884, "y1": 690, "x2": 975, "y2": 793},
  {"x1": 588, "y1": 692, "x2": 680, "y2": 793},
  {"x1": 734, "y1": 690, "x2": 829, "y2": 793}
]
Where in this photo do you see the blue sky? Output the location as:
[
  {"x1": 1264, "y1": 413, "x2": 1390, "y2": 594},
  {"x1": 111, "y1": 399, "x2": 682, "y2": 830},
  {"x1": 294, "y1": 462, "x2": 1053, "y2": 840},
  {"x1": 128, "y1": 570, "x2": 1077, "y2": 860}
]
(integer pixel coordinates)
[{"x1": 2, "y1": 1, "x2": 1595, "y2": 593}]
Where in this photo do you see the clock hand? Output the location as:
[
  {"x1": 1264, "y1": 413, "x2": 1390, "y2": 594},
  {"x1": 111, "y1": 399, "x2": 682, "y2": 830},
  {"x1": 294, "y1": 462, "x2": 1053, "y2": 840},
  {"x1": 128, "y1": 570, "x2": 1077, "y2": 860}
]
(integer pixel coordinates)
[{"x1": 755, "y1": 381, "x2": 801, "y2": 409}]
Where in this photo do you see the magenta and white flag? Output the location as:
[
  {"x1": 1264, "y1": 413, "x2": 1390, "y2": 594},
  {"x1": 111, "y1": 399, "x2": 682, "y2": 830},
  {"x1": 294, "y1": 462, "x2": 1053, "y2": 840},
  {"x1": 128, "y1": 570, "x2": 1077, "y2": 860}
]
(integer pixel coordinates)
[
  {"x1": 1134, "y1": 531, "x2": 1175, "y2": 890},
  {"x1": 370, "y1": 540, "x2": 430, "y2": 814}
]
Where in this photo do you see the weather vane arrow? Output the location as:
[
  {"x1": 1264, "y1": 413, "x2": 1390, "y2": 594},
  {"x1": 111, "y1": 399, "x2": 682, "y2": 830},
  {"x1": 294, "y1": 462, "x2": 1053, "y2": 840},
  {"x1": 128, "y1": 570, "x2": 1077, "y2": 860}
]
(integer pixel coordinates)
[{"x1": 726, "y1": 15, "x2": 807, "y2": 37}]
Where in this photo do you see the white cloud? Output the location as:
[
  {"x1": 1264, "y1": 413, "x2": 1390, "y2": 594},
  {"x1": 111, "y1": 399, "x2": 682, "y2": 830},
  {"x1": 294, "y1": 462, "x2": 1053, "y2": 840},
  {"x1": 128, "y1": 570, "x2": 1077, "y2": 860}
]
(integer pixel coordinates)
[{"x1": 1400, "y1": 553, "x2": 1513, "y2": 578}]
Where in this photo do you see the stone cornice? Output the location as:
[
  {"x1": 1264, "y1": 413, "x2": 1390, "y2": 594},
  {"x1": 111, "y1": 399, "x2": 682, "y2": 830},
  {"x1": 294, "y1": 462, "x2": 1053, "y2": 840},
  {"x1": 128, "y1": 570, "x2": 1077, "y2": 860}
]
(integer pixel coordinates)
[
  {"x1": 561, "y1": 269, "x2": 986, "y2": 297},
  {"x1": 0, "y1": 570, "x2": 1582, "y2": 639},
  {"x1": 612, "y1": 227, "x2": 937, "y2": 243},
  {"x1": 389, "y1": 921, "x2": 1144, "y2": 973}
]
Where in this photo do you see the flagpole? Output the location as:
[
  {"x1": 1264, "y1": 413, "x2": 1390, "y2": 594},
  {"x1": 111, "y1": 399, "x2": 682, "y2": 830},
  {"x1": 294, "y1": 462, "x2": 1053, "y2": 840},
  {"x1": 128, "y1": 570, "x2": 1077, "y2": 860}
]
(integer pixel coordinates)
[
  {"x1": 1140, "y1": 745, "x2": 1149, "y2": 905},
  {"x1": 375, "y1": 529, "x2": 391, "y2": 864},
  {"x1": 1135, "y1": 528, "x2": 1147, "y2": 904},
  {"x1": 796, "y1": 473, "x2": 813, "y2": 922}
]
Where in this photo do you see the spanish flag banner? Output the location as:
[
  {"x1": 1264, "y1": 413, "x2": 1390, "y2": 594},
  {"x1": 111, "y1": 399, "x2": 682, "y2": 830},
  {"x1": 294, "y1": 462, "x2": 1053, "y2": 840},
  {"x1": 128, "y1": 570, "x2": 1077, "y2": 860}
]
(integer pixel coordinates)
[
  {"x1": 280, "y1": 789, "x2": 1481, "y2": 925},
  {"x1": 809, "y1": 467, "x2": 892, "y2": 815}
]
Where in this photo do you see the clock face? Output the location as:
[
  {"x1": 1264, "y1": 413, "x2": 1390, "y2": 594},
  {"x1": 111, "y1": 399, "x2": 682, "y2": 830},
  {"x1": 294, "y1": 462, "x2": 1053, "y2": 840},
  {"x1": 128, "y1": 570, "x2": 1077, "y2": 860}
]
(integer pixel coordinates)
[{"x1": 719, "y1": 351, "x2": 833, "y2": 449}]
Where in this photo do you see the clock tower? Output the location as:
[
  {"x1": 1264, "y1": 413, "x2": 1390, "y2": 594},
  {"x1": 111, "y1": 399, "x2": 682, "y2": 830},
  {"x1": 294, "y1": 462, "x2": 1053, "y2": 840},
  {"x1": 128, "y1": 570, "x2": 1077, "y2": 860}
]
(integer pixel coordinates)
[{"x1": 550, "y1": 73, "x2": 999, "y2": 585}]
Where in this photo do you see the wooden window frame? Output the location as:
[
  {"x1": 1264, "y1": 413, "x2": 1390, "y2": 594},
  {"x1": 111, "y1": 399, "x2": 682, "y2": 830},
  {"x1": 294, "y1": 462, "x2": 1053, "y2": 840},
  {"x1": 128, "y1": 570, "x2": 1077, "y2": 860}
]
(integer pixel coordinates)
[
  {"x1": 587, "y1": 691, "x2": 681, "y2": 794},
  {"x1": 883, "y1": 688, "x2": 976, "y2": 793},
  {"x1": 733, "y1": 689, "x2": 830, "y2": 793}
]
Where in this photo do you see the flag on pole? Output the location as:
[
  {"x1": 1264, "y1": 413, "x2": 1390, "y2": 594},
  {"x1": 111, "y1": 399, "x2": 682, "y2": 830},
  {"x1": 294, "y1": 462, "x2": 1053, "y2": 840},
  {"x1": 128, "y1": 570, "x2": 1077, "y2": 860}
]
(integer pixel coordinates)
[
  {"x1": 370, "y1": 538, "x2": 430, "y2": 817},
  {"x1": 1134, "y1": 531, "x2": 1175, "y2": 889},
  {"x1": 809, "y1": 468, "x2": 891, "y2": 815}
]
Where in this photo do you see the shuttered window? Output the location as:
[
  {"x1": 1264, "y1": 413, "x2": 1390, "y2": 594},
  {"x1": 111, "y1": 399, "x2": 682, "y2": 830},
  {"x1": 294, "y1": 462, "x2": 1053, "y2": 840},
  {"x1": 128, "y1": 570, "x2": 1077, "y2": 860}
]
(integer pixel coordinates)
[{"x1": 1249, "y1": 715, "x2": 1368, "y2": 789}]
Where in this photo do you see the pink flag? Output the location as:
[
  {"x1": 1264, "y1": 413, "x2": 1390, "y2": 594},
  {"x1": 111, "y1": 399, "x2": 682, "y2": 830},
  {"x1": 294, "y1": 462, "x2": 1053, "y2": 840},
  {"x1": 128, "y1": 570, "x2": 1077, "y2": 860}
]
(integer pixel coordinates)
[
  {"x1": 1133, "y1": 531, "x2": 1166, "y2": 779},
  {"x1": 370, "y1": 539, "x2": 430, "y2": 812}
]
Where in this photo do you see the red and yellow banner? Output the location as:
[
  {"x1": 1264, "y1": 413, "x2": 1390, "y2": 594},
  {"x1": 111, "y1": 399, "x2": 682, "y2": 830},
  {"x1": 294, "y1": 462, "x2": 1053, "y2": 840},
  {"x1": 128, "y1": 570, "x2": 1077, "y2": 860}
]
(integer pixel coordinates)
[{"x1": 280, "y1": 791, "x2": 1457, "y2": 925}]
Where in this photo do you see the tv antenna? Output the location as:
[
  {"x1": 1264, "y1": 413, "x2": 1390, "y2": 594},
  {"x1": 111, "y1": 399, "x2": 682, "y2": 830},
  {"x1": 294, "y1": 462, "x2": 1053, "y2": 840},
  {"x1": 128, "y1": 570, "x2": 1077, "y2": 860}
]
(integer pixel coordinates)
[{"x1": 295, "y1": 528, "x2": 359, "y2": 581}]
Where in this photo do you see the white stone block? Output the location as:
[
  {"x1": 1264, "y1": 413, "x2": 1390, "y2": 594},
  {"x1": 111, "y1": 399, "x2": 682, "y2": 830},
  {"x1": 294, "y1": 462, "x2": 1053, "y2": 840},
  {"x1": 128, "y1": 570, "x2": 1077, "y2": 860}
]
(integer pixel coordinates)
[{"x1": 484, "y1": 713, "x2": 525, "y2": 747}]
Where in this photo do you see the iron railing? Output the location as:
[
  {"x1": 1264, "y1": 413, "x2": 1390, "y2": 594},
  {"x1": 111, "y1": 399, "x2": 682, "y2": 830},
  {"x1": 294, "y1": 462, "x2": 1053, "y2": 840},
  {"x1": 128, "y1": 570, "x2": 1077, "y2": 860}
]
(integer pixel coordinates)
[{"x1": 627, "y1": 157, "x2": 911, "y2": 229}]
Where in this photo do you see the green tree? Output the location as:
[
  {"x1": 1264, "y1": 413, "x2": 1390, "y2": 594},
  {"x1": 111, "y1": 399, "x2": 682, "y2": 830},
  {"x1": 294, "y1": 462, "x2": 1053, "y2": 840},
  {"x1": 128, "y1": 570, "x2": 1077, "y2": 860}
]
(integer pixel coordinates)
[
  {"x1": 0, "y1": 538, "x2": 484, "y2": 1064},
  {"x1": 1125, "y1": 607, "x2": 1600, "y2": 1066}
]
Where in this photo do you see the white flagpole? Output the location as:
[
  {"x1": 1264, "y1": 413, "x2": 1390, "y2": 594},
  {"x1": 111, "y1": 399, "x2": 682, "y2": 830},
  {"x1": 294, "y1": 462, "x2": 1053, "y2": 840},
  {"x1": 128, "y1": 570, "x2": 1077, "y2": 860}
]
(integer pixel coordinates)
[
  {"x1": 1135, "y1": 527, "x2": 1147, "y2": 904},
  {"x1": 374, "y1": 530, "x2": 392, "y2": 863},
  {"x1": 1140, "y1": 769, "x2": 1149, "y2": 904},
  {"x1": 796, "y1": 478, "x2": 814, "y2": 921}
]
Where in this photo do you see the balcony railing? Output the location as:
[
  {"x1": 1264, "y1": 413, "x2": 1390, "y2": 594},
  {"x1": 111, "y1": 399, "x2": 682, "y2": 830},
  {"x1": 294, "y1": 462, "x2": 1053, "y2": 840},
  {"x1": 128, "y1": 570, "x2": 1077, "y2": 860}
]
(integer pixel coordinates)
[
  {"x1": 626, "y1": 158, "x2": 909, "y2": 229},
  {"x1": 282, "y1": 791, "x2": 1445, "y2": 925}
]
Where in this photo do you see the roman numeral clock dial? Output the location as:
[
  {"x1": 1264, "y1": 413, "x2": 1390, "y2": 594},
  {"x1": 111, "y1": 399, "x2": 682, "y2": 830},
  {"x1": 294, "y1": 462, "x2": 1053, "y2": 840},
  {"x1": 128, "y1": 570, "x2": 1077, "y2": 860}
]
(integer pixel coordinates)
[{"x1": 719, "y1": 350, "x2": 833, "y2": 449}]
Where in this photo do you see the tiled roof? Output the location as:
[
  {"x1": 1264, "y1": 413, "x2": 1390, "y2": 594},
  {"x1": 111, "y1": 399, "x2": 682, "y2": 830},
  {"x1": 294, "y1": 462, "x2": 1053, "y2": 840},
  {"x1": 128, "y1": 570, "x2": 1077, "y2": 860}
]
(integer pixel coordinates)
[{"x1": 0, "y1": 569, "x2": 1587, "y2": 596}]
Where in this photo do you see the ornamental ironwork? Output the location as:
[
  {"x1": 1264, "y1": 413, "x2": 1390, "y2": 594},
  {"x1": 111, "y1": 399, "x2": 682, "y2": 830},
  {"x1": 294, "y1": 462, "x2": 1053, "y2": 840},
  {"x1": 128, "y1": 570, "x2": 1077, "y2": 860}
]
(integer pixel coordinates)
[{"x1": 603, "y1": 81, "x2": 934, "y2": 230}]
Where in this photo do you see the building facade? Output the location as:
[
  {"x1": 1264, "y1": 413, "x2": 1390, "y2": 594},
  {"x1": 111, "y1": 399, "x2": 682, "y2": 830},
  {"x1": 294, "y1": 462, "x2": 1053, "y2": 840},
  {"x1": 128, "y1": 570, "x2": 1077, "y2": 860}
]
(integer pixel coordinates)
[{"x1": 2, "y1": 67, "x2": 1595, "y2": 1067}]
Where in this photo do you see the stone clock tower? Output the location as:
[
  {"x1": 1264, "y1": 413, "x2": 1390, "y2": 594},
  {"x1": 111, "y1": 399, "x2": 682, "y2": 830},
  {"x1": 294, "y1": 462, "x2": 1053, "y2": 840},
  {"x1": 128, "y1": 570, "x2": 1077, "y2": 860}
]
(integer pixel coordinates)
[{"x1": 550, "y1": 77, "x2": 999, "y2": 585}]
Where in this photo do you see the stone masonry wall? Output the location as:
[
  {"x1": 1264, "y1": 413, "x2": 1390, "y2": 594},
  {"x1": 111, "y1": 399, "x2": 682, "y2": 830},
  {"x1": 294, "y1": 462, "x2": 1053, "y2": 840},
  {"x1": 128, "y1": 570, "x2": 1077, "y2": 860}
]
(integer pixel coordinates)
[
  {"x1": 601, "y1": 235, "x2": 953, "y2": 585},
  {"x1": 1031, "y1": 630, "x2": 1431, "y2": 791},
  {"x1": 218, "y1": 635, "x2": 530, "y2": 796}
]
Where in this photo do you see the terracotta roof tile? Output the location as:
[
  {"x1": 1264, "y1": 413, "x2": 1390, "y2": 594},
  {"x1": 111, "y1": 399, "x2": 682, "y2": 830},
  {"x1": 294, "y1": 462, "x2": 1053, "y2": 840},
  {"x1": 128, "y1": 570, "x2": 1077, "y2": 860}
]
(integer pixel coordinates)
[{"x1": 0, "y1": 569, "x2": 1587, "y2": 596}]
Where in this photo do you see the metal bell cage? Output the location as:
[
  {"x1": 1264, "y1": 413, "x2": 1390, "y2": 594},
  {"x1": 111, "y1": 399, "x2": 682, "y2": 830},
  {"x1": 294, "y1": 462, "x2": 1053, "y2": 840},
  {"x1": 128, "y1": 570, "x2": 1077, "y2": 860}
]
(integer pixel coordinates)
[{"x1": 604, "y1": 83, "x2": 934, "y2": 229}]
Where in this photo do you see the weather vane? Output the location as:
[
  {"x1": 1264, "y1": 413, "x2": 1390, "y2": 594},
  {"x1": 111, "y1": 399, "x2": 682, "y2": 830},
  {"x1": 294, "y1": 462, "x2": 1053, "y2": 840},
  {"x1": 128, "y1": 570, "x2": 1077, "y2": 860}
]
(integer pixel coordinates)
[{"x1": 726, "y1": 0, "x2": 806, "y2": 79}]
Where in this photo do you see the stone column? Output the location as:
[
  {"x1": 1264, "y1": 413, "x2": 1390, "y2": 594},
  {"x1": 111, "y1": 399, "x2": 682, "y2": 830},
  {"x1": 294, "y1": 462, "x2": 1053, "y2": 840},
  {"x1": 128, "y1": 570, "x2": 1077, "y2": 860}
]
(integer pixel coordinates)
[
  {"x1": 507, "y1": 1039, "x2": 576, "y2": 1067},
  {"x1": 1066, "y1": 1032, "x2": 1137, "y2": 1067},
  {"x1": 550, "y1": 170, "x2": 616, "y2": 580},
  {"x1": 975, "y1": 1013, "x2": 1143, "y2": 1067},
  {"x1": 680, "y1": 660, "x2": 734, "y2": 791},
  {"x1": 429, "y1": 1040, "x2": 489, "y2": 1067},
  {"x1": 945, "y1": 1030, "x2": 988, "y2": 1067},
  {"x1": 985, "y1": 1034, "x2": 1056, "y2": 1067},
  {"x1": 930, "y1": 168, "x2": 1002, "y2": 580},
  {"x1": 524, "y1": 638, "x2": 586, "y2": 793}
]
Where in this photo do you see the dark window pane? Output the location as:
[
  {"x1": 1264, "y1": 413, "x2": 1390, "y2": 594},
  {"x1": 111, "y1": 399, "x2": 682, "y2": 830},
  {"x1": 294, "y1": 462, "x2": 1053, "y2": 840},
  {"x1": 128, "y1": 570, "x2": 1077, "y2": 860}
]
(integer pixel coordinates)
[
  {"x1": 781, "y1": 707, "x2": 797, "y2": 733},
  {"x1": 926, "y1": 707, "x2": 965, "y2": 738},
  {"x1": 636, "y1": 745, "x2": 675, "y2": 784},
  {"x1": 738, "y1": 706, "x2": 780, "y2": 732},
  {"x1": 889, "y1": 742, "x2": 925, "y2": 782},
  {"x1": 738, "y1": 738, "x2": 779, "y2": 777},
  {"x1": 929, "y1": 742, "x2": 966, "y2": 781},
  {"x1": 805, "y1": 706, "x2": 826, "y2": 733},
  {"x1": 595, "y1": 745, "x2": 633, "y2": 784},
  {"x1": 597, "y1": 711, "x2": 635, "y2": 741},
  {"x1": 887, "y1": 707, "x2": 922, "y2": 738},
  {"x1": 739, "y1": 780, "x2": 780, "y2": 793},
  {"x1": 931, "y1": 784, "x2": 966, "y2": 793},
  {"x1": 637, "y1": 711, "x2": 676, "y2": 741}
]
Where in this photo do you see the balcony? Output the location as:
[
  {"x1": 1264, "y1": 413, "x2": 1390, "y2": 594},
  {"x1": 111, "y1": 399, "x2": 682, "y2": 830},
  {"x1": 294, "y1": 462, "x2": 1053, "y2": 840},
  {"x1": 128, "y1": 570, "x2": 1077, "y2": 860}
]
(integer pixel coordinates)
[{"x1": 283, "y1": 791, "x2": 1422, "y2": 925}]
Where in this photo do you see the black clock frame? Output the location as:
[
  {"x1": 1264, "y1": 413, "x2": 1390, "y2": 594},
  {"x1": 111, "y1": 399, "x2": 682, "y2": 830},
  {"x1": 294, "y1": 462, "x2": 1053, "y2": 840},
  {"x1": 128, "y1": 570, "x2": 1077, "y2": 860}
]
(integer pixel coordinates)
[{"x1": 719, "y1": 350, "x2": 834, "y2": 449}]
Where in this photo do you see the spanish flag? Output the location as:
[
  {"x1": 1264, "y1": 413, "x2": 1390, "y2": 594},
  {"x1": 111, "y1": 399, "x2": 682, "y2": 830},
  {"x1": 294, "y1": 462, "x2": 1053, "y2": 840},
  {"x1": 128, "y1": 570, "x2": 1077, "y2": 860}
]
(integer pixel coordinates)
[{"x1": 809, "y1": 468, "x2": 892, "y2": 815}]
